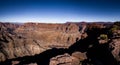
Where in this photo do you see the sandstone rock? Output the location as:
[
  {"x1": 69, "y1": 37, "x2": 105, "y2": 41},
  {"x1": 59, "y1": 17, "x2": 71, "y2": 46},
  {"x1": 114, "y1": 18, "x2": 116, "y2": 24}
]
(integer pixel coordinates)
[
  {"x1": 72, "y1": 51, "x2": 87, "y2": 61},
  {"x1": 99, "y1": 39, "x2": 108, "y2": 44},
  {"x1": 25, "y1": 63, "x2": 38, "y2": 65},
  {"x1": 0, "y1": 22, "x2": 85, "y2": 62},
  {"x1": 12, "y1": 61, "x2": 20, "y2": 65},
  {"x1": 109, "y1": 39, "x2": 120, "y2": 61},
  {"x1": 49, "y1": 53, "x2": 80, "y2": 65}
]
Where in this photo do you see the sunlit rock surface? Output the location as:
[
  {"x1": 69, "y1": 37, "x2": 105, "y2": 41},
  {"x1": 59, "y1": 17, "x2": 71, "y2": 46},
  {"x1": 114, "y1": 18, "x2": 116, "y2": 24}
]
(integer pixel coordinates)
[{"x1": 0, "y1": 22, "x2": 85, "y2": 62}]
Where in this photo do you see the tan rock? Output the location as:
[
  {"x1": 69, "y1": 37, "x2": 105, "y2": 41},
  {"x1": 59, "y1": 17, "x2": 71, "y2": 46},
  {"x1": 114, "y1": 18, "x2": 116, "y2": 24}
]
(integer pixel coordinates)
[
  {"x1": 49, "y1": 53, "x2": 80, "y2": 65},
  {"x1": 0, "y1": 22, "x2": 85, "y2": 62}
]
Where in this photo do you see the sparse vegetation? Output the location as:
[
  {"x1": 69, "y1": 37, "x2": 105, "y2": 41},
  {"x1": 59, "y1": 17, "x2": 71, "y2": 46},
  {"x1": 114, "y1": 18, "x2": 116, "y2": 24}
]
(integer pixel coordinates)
[
  {"x1": 109, "y1": 22, "x2": 120, "y2": 37},
  {"x1": 100, "y1": 34, "x2": 108, "y2": 40},
  {"x1": 114, "y1": 21, "x2": 120, "y2": 26},
  {"x1": 110, "y1": 25, "x2": 119, "y2": 33}
]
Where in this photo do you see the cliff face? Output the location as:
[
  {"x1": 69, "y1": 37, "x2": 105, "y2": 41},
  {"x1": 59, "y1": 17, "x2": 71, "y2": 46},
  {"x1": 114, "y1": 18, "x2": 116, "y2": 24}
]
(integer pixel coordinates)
[
  {"x1": 1, "y1": 22, "x2": 119, "y2": 65},
  {"x1": 109, "y1": 39, "x2": 120, "y2": 62},
  {"x1": 0, "y1": 22, "x2": 84, "y2": 62},
  {"x1": 15, "y1": 23, "x2": 81, "y2": 48}
]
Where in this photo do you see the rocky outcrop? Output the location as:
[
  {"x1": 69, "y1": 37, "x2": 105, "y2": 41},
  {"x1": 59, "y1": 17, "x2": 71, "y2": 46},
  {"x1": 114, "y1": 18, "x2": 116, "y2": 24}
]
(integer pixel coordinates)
[
  {"x1": 71, "y1": 51, "x2": 87, "y2": 61},
  {"x1": 49, "y1": 53, "x2": 80, "y2": 65},
  {"x1": 49, "y1": 52, "x2": 87, "y2": 65},
  {"x1": 0, "y1": 22, "x2": 84, "y2": 62},
  {"x1": 109, "y1": 39, "x2": 120, "y2": 62},
  {"x1": 0, "y1": 22, "x2": 19, "y2": 33}
]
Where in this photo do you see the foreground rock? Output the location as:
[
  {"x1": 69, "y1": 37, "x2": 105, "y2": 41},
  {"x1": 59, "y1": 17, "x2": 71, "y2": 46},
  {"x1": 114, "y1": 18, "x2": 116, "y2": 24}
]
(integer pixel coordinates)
[
  {"x1": 49, "y1": 52, "x2": 87, "y2": 65},
  {"x1": 71, "y1": 51, "x2": 87, "y2": 61},
  {"x1": 49, "y1": 53, "x2": 80, "y2": 65}
]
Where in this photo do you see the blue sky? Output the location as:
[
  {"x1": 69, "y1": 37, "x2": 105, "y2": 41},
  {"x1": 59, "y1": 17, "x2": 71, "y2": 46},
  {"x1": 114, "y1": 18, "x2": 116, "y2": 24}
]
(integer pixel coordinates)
[{"x1": 0, "y1": 0, "x2": 120, "y2": 23}]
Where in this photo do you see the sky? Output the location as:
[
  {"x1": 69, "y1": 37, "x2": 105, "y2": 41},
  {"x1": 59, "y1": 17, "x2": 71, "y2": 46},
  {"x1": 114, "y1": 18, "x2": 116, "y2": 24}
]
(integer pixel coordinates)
[{"x1": 0, "y1": 0, "x2": 120, "y2": 23}]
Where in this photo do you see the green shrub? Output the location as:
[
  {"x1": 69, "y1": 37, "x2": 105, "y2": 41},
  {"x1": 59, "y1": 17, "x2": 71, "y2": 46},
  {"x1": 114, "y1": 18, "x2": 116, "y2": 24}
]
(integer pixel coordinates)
[
  {"x1": 100, "y1": 34, "x2": 108, "y2": 40},
  {"x1": 109, "y1": 25, "x2": 119, "y2": 33}
]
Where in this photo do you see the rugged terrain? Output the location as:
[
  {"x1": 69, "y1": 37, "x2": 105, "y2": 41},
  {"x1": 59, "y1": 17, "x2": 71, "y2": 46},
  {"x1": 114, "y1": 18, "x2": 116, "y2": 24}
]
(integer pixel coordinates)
[{"x1": 0, "y1": 22, "x2": 120, "y2": 65}]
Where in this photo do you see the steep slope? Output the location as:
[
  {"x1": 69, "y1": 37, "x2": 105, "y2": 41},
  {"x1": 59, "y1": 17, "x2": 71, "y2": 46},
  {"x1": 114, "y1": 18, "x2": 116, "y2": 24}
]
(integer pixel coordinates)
[
  {"x1": 109, "y1": 39, "x2": 120, "y2": 62},
  {"x1": 0, "y1": 22, "x2": 84, "y2": 62},
  {"x1": 1, "y1": 22, "x2": 118, "y2": 65}
]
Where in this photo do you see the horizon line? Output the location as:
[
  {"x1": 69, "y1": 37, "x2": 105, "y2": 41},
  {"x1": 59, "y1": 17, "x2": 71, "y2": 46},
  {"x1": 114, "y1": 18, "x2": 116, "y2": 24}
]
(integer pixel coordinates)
[{"x1": 0, "y1": 21, "x2": 116, "y2": 24}]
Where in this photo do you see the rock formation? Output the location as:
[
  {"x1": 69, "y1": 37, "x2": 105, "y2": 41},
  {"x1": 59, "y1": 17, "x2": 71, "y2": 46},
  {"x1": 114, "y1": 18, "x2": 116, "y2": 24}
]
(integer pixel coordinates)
[
  {"x1": 0, "y1": 22, "x2": 83, "y2": 62},
  {"x1": 49, "y1": 53, "x2": 80, "y2": 65},
  {"x1": 109, "y1": 39, "x2": 120, "y2": 62},
  {"x1": 0, "y1": 22, "x2": 120, "y2": 65}
]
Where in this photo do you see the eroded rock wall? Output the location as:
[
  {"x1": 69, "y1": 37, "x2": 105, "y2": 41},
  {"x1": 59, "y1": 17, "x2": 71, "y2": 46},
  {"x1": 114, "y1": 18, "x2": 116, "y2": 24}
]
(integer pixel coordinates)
[{"x1": 0, "y1": 22, "x2": 85, "y2": 62}]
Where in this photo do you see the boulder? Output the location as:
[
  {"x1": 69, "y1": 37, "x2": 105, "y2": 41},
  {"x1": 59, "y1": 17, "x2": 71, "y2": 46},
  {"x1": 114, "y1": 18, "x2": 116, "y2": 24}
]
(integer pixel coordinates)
[{"x1": 49, "y1": 53, "x2": 80, "y2": 65}]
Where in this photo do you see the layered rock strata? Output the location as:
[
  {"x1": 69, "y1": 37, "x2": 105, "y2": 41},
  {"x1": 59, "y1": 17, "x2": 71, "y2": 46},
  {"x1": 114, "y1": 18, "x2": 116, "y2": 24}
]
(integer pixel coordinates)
[{"x1": 0, "y1": 22, "x2": 84, "y2": 62}]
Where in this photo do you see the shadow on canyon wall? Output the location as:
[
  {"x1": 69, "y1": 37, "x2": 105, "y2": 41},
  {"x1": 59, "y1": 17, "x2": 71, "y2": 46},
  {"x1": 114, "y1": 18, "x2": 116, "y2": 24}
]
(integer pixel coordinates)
[
  {"x1": 0, "y1": 48, "x2": 68, "y2": 65},
  {"x1": 69, "y1": 28, "x2": 118, "y2": 65},
  {"x1": 0, "y1": 28, "x2": 118, "y2": 65}
]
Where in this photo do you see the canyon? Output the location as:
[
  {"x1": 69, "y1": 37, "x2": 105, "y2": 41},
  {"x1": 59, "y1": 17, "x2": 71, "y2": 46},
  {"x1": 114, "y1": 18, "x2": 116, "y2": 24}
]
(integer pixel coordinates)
[{"x1": 0, "y1": 22, "x2": 120, "y2": 65}]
